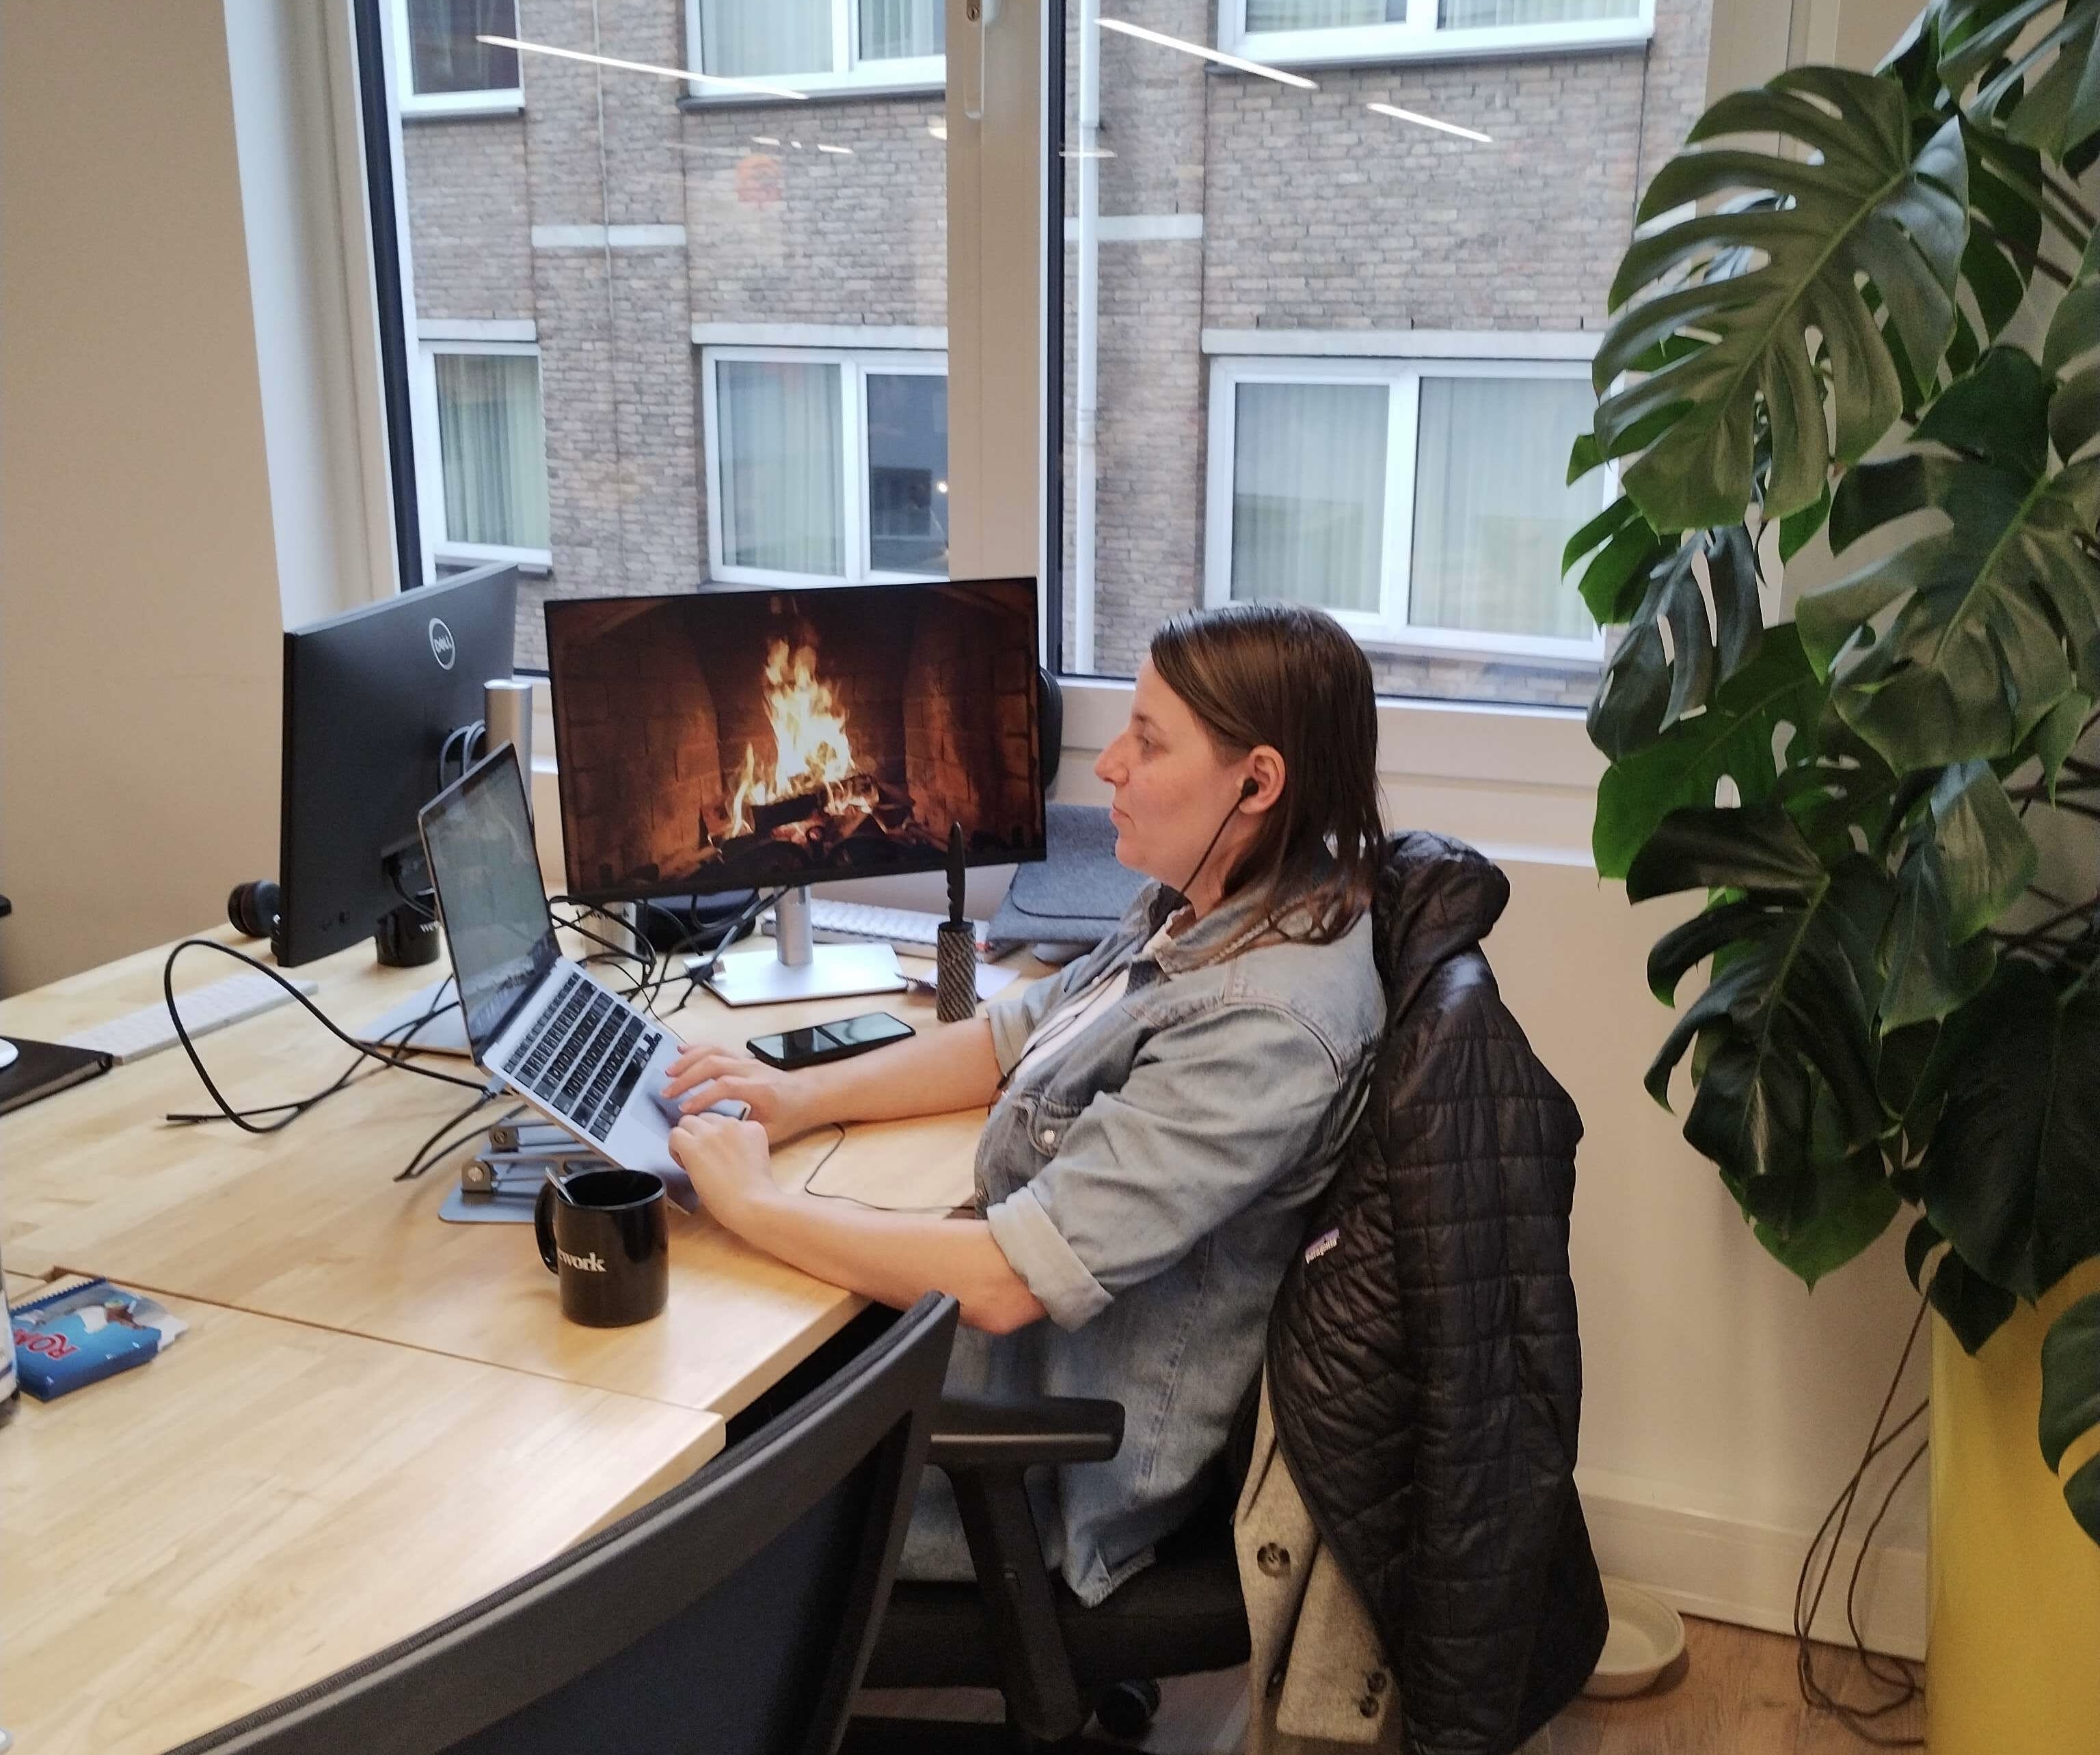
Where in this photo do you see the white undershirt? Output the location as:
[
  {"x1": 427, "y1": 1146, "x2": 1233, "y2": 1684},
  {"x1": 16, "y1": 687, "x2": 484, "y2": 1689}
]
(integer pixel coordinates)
[{"x1": 1007, "y1": 913, "x2": 1184, "y2": 1089}]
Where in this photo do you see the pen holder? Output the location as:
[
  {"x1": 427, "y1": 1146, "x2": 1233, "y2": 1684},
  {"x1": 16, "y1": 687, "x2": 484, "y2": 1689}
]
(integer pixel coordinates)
[{"x1": 935, "y1": 919, "x2": 979, "y2": 1024}]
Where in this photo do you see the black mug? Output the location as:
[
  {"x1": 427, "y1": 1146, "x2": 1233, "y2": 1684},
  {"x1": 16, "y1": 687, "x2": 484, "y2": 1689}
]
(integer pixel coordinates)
[{"x1": 534, "y1": 1167, "x2": 670, "y2": 1328}]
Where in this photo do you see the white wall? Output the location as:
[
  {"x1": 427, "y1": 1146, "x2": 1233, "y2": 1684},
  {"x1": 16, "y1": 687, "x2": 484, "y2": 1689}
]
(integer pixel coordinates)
[{"x1": 0, "y1": 0, "x2": 287, "y2": 995}]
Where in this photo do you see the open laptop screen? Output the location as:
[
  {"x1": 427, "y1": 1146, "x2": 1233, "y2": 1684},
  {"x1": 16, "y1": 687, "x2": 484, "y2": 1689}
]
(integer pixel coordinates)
[{"x1": 419, "y1": 748, "x2": 559, "y2": 1061}]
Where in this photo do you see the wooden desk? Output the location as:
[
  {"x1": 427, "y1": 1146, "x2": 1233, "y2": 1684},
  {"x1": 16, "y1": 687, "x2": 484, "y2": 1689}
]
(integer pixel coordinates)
[
  {"x1": 1, "y1": 926, "x2": 994, "y2": 1415},
  {"x1": 1, "y1": 1278, "x2": 722, "y2": 1755}
]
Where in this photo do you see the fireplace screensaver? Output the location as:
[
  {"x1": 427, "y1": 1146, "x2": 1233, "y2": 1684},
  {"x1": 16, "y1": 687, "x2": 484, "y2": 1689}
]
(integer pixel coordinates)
[{"x1": 546, "y1": 580, "x2": 1046, "y2": 901}]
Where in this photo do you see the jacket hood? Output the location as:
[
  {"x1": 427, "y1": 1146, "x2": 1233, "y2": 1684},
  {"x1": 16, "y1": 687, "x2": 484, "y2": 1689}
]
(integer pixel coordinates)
[{"x1": 1373, "y1": 831, "x2": 1511, "y2": 1019}]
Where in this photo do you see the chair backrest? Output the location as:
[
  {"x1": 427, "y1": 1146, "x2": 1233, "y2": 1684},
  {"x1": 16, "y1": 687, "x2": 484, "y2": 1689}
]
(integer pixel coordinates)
[{"x1": 173, "y1": 1294, "x2": 959, "y2": 1755}]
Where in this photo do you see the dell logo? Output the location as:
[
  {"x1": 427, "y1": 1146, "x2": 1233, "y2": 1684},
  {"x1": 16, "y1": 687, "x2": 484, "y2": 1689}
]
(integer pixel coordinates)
[
  {"x1": 428, "y1": 618, "x2": 457, "y2": 670},
  {"x1": 557, "y1": 1246, "x2": 607, "y2": 1274}
]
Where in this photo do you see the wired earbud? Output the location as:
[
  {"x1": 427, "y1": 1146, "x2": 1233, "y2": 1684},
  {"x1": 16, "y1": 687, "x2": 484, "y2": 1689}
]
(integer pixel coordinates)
[{"x1": 1177, "y1": 775, "x2": 1261, "y2": 900}]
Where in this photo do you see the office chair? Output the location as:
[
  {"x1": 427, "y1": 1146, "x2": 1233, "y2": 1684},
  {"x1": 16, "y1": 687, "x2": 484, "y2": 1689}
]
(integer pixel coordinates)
[
  {"x1": 846, "y1": 1382, "x2": 1259, "y2": 1753},
  {"x1": 169, "y1": 1293, "x2": 959, "y2": 1755}
]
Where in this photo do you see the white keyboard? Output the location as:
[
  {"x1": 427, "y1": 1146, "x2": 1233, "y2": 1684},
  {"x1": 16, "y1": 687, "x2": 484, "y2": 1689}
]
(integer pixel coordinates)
[
  {"x1": 762, "y1": 898, "x2": 1001, "y2": 956},
  {"x1": 61, "y1": 971, "x2": 319, "y2": 1065}
]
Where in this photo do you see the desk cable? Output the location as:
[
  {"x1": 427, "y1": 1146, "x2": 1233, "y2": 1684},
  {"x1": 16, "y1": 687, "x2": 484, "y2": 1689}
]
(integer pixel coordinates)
[{"x1": 159, "y1": 939, "x2": 485, "y2": 1136}]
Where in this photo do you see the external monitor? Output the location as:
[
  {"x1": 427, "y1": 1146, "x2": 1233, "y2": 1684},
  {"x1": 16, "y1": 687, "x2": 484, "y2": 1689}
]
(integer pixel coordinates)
[
  {"x1": 272, "y1": 565, "x2": 518, "y2": 967},
  {"x1": 544, "y1": 578, "x2": 1046, "y2": 1003}
]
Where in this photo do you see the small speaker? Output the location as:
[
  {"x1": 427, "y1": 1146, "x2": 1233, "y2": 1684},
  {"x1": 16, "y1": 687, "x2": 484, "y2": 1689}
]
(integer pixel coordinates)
[{"x1": 227, "y1": 879, "x2": 282, "y2": 939}]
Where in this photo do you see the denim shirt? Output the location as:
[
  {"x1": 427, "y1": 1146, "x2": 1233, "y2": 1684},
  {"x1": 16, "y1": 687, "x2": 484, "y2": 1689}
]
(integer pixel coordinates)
[{"x1": 902, "y1": 874, "x2": 1386, "y2": 1607}]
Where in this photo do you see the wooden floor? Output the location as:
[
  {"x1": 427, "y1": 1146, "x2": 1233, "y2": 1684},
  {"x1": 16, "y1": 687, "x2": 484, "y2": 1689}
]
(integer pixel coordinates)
[{"x1": 857, "y1": 1616, "x2": 1925, "y2": 1754}]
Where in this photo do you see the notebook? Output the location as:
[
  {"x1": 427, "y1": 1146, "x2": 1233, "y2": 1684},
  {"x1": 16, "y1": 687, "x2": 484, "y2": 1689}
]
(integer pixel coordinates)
[{"x1": 0, "y1": 1038, "x2": 115, "y2": 1117}]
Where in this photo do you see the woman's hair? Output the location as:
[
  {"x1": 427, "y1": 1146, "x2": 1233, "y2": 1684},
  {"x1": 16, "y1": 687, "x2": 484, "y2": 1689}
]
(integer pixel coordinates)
[{"x1": 1148, "y1": 601, "x2": 1384, "y2": 943}]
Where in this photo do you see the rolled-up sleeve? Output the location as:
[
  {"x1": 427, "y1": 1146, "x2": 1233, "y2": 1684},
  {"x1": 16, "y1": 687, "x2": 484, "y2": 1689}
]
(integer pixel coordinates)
[{"x1": 984, "y1": 1006, "x2": 1341, "y2": 1330}]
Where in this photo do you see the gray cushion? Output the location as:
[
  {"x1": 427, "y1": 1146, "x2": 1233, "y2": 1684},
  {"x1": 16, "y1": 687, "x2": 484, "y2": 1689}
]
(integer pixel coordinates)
[{"x1": 989, "y1": 804, "x2": 1148, "y2": 949}]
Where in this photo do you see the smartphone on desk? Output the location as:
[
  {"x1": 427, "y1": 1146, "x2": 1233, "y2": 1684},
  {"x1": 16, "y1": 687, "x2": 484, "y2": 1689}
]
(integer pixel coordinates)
[{"x1": 747, "y1": 1011, "x2": 915, "y2": 1071}]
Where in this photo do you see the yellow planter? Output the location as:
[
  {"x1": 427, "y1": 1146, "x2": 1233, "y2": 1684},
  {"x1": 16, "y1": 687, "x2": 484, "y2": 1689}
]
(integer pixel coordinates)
[{"x1": 1928, "y1": 1260, "x2": 2100, "y2": 1755}]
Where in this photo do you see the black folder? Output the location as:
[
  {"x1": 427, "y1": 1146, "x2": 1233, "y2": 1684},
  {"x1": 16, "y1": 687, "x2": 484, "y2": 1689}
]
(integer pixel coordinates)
[{"x1": 0, "y1": 1038, "x2": 115, "y2": 1117}]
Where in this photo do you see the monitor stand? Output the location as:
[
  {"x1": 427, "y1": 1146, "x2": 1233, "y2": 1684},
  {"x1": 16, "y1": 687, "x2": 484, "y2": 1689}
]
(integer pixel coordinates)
[{"x1": 703, "y1": 887, "x2": 906, "y2": 1008}]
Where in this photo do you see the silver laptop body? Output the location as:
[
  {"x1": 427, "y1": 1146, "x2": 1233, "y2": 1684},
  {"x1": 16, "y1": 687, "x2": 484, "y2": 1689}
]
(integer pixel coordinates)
[{"x1": 418, "y1": 747, "x2": 700, "y2": 1203}]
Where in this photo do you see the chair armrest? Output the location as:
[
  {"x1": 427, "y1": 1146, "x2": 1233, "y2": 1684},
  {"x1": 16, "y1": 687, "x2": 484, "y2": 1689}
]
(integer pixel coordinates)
[{"x1": 927, "y1": 1394, "x2": 1125, "y2": 1472}]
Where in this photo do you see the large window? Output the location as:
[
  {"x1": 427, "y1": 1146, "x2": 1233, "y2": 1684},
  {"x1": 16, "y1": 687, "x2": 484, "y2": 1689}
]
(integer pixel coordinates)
[
  {"x1": 1051, "y1": 0, "x2": 1704, "y2": 708},
  {"x1": 686, "y1": 0, "x2": 944, "y2": 95},
  {"x1": 1222, "y1": 0, "x2": 1652, "y2": 65},
  {"x1": 374, "y1": 0, "x2": 949, "y2": 667},
  {"x1": 415, "y1": 340, "x2": 552, "y2": 567},
  {"x1": 700, "y1": 347, "x2": 949, "y2": 585},
  {"x1": 394, "y1": 0, "x2": 522, "y2": 114},
  {"x1": 1206, "y1": 357, "x2": 1604, "y2": 660}
]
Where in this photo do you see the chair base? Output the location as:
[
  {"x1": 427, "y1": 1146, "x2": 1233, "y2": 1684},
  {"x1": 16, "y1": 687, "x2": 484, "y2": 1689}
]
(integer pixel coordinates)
[{"x1": 842, "y1": 1717, "x2": 1138, "y2": 1755}]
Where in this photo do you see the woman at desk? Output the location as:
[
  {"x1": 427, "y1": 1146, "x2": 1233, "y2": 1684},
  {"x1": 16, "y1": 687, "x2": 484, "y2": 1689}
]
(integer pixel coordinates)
[{"x1": 663, "y1": 602, "x2": 1386, "y2": 1607}]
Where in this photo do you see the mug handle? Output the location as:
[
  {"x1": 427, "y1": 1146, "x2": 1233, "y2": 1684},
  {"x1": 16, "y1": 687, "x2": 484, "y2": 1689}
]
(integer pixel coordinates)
[{"x1": 534, "y1": 1180, "x2": 561, "y2": 1274}]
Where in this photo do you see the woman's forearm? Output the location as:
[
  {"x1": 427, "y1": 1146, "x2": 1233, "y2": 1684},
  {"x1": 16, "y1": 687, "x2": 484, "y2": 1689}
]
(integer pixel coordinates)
[
  {"x1": 725, "y1": 1179, "x2": 1046, "y2": 1334},
  {"x1": 803, "y1": 1015, "x2": 1003, "y2": 1126}
]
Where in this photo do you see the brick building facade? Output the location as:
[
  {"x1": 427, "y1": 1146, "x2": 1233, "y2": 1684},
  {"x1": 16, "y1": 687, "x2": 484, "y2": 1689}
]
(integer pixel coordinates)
[{"x1": 400, "y1": 1, "x2": 1710, "y2": 696}]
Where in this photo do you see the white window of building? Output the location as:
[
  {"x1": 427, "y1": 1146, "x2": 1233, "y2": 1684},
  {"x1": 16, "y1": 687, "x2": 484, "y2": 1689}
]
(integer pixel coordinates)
[
  {"x1": 701, "y1": 347, "x2": 949, "y2": 585},
  {"x1": 1205, "y1": 354, "x2": 1608, "y2": 662},
  {"x1": 686, "y1": 0, "x2": 944, "y2": 96},
  {"x1": 1222, "y1": 0, "x2": 1652, "y2": 66},
  {"x1": 414, "y1": 340, "x2": 552, "y2": 570},
  {"x1": 393, "y1": 0, "x2": 523, "y2": 116}
]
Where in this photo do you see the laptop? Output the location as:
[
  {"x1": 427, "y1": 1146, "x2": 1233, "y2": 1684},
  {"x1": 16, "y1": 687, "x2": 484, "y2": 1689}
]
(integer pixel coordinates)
[{"x1": 418, "y1": 746, "x2": 736, "y2": 1211}]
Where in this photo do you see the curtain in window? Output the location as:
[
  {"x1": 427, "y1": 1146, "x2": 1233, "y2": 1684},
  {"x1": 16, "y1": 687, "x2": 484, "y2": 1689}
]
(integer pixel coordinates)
[
  {"x1": 1229, "y1": 381, "x2": 1387, "y2": 615},
  {"x1": 1439, "y1": 0, "x2": 1635, "y2": 27},
  {"x1": 407, "y1": 0, "x2": 518, "y2": 94},
  {"x1": 701, "y1": 0, "x2": 832, "y2": 77},
  {"x1": 1245, "y1": 0, "x2": 1405, "y2": 25},
  {"x1": 860, "y1": 0, "x2": 944, "y2": 59},
  {"x1": 1410, "y1": 376, "x2": 1598, "y2": 641},
  {"x1": 866, "y1": 373, "x2": 949, "y2": 575},
  {"x1": 435, "y1": 353, "x2": 549, "y2": 550},
  {"x1": 718, "y1": 360, "x2": 845, "y2": 575}
]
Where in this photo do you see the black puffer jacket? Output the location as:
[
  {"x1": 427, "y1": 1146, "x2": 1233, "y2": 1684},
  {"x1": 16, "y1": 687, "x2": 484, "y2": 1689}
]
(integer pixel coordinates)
[{"x1": 1267, "y1": 832, "x2": 1607, "y2": 1755}]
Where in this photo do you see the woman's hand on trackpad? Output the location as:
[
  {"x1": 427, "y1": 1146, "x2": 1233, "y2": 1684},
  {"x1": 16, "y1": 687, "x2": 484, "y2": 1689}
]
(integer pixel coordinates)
[{"x1": 660, "y1": 1045, "x2": 815, "y2": 1143}]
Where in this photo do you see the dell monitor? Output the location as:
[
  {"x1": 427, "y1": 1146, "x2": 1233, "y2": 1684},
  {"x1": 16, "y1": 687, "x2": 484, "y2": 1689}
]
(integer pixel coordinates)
[
  {"x1": 265, "y1": 565, "x2": 519, "y2": 967},
  {"x1": 544, "y1": 578, "x2": 1046, "y2": 1004}
]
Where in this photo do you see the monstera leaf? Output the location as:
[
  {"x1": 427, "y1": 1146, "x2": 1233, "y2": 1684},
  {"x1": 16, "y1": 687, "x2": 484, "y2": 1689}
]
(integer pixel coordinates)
[
  {"x1": 1876, "y1": 760, "x2": 2035, "y2": 1030},
  {"x1": 1937, "y1": 0, "x2": 2100, "y2": 158},
  {"x1": 2042, "y1": 1292, "x2": 2100, "y2": 1542},
  {"x1": 1914, "y1": 959, "x2": 2100, "y2": 1302},
  {"x1": 1634, "y1": 807, "x2": 1898, "y2": 1283},
  {"x1": 1797, "y1": 348, "x2": 2100, "y2": 771},
  {"x1": 1592, "y1": 625, "x2": 1825, "y2": 879},
  {"x1": 1591, "y1": 68, "x2": 1967, "y2": 532},
  {"x1": 1584, "y1": 524, "x2": 1764, "y2": 762},
  {"x1": 1907, "y1": 1213, "x2": 2022, "y2": 1351}
]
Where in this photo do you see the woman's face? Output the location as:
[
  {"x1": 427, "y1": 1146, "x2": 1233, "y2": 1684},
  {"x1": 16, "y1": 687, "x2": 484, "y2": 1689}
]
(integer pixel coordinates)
[{"x1": 1093, "y1": 660, "x2": 1273, "y2": 900}]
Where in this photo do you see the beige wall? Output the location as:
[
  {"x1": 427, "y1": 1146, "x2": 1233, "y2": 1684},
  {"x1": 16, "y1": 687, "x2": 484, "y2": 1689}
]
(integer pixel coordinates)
[{"x1": 0, "y1": 0, "x2": 285, "y2": 995}]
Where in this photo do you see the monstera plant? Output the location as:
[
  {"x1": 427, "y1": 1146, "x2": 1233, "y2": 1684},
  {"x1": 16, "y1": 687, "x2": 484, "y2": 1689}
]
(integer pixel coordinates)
[{"x1": 1565, "y1": 0, "x2": 2100, "y2": 1540}]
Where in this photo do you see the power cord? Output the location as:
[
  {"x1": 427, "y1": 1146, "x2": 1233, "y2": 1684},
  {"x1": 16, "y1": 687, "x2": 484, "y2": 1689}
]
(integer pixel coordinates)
[
  {"x1": 1792, "y1": 1292, "x2": 1930, "y2": 1744},
  {"x1": 160, "y1": 939, "x2": 487, "y2": 1135},
  {"x1": 394, "y1": 1096, "x2": 528, "y2": 1183}
]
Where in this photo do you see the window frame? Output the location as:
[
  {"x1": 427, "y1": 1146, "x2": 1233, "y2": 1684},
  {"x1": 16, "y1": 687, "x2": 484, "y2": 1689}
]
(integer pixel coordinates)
[
  {"x1": 682, "y1": 0, "x2": 945, "y2": 101},
  {"x1": 390, "y1": 0, "x2": 525, "y2": 118},
  {"x1": 411, "y1": 336, "x2": 554, "y2": 577},
  {"x1": 699, "y1": 343, "x2": 951, "y2": 588},
  {"x1": 1219, "y1": 0, "x2": 1654, "y2": 69},
  {"x1": 1204, "y1": 351, "x2": 1611, "y2": 665}
]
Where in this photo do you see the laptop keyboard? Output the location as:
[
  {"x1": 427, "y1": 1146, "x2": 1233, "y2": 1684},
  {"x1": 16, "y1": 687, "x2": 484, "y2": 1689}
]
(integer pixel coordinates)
[{"x1": 499, "y1": 972, "x2": 662, "y2": 1144}]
